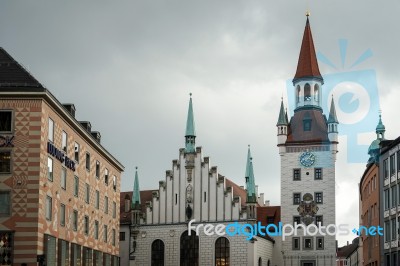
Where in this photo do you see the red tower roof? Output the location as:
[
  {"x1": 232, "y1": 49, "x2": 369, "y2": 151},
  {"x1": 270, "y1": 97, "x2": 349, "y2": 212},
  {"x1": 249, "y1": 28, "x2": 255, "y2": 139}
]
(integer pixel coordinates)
[{"x1": 293, "y1": 17, "x2": 322, "y2": 81}]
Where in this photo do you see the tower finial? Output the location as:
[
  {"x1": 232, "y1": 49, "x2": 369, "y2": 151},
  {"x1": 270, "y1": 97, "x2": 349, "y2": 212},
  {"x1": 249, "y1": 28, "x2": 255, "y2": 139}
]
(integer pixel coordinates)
[
  {"x1": 306, "y1": 10, "x2": 310, "y2": 17},
  {"x1": 185, "y1": 94, "x2": 196, "y2": 153},
  {"x1": 190, "y1": 92, "x2": 192, "y2": 98},
  {"x1": 132, "y1": 166, "x2": 141, "y2": 210}
]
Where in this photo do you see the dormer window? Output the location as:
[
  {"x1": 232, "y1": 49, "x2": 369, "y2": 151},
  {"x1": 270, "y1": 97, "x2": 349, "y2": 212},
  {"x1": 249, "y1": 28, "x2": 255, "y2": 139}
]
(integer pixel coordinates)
[{"x1": 303, "y1": 120, "x2": 312, "y2": 131}]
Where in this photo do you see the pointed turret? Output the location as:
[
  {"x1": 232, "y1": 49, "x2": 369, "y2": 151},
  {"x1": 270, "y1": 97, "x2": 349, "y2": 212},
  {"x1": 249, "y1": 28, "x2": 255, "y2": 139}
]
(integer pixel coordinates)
[
  {"x1": 132, "y1": 167, "x2": 141, "y2": 210},
  {"x1": 293, "y1": 16, "x2": 322, "y2": 83},
  {"x1": 277, "y1": 99, "x2": 288, "y2": 126},
  {"x1": 277, "y1": 99, "x2": 288, "y2": 154},
  {"x1": 368, "y1": 114, "x2": 386, "y2": 164},
  {"x1": 245, "y1": 146, "x2": 257, "y2": 203},
  {"x1": 185, "y1": 93, "x2": 196, "y2": 153},
  {"x1": 327, "y1": 97, "x2": 339, "y2": 159},
  {"x1": 328, "y1": 97, "x2": 339, "y2": 125}
]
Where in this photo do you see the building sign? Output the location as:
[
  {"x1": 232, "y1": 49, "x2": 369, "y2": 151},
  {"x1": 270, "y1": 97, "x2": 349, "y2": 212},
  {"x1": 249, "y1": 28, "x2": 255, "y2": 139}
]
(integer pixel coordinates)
[
  {"x1": 0, "y1": 135, "x2": 14, "y2": 147},
  {"x1": 47, "y1": 142, "x2": 76, "y2": 171}
]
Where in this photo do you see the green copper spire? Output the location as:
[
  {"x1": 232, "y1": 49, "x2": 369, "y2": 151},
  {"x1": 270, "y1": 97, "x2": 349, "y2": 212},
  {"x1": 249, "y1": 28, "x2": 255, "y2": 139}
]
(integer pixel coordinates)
[
  {"x1": 132, "y1": 167, "x2": 141, "y2": 210},
  {"x1": 327, "y1": 97, "x2": 339, "y2": 124},
  {"x1": 245, "y1": 146, "x2": 257, "y2": 203},
  {"x1": 277, "y1": 99, "x2": 288, "y2": 126},
  {"x1": 368, "y1": 113, "x2": 386, "y2": 164},
  {"x1": 376, "y1": 114, "x2": 385, "y2": 136},
  {"x1": 185, "y1": 93, "x2": 196, "y2": 153}
]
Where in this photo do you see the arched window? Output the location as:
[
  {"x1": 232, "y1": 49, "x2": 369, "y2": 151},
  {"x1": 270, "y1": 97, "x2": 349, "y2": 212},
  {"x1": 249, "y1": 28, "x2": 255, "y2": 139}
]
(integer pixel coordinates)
[
  {"x1": 296, "y1": 85, "x2": 301, "y2": 103},
  {"x1": 314, "y1": 84, "x2": 319, "y2": 101},
  {"x1": 304, "y1": 83, "x2": 311, "y2": 101},
  {"x1": 151, "y1": 239, "x2": 165, "y2": 266},
  {"x1": 180, "y1": 230, "x2": 199, "y2": 266},
  {"x1": 215, "y1": 237, "x2": 230, "y2": 266},
  {"x1": 258, "y1": 257, "x2": 262, "y2": 266},
  {"x1": 124, "y1": 194, "x2": 130, "y2": 213},
  {"x1": 267, "y1": 259, "x2": 270, "y2": 266}
]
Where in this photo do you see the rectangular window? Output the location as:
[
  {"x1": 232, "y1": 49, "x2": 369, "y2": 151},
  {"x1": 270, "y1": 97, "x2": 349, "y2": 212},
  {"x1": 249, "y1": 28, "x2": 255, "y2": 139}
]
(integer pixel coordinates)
[
  {"x1": 385, "y1": 189, "x2": 389, "y2": 210},
  {"x1": 390, "y1": 154, "x2": 396, "y2": 176},
  {"x1": 315, "y1": 192, "x2": 323, "y2": 204},
  {"x1": 46, "y1": 196, "x2": 52, "y2": 221},
  {"x1": 303, "y1": 237, "x2": 313, "y2": 250},
  {"x1": 0, "y1": 191, "x2": 11, "y2": 216},
  {"x1": 315, "y1": 168, "x2": 322, "y2": 180},
  {"x1": 397, "y1": 151, "x2": 400, "y2": 172},
  {"x1": 293, "y1": 193, "x2": 301, "y2": 205},
  {"x1": 61, "y1": 167, "x2": 67, "y2": 190},
  {"x1": 60, "y1": 204, "x2": 66, "y2": 226},
  {"x1": 119, "y1": 232, "x2": 126, "y2": 241},
  {"x1": 392, "y1": 186, "x2": 397, "y2": 208},
  {"x1": 175, "y1": 194, "x2": 178, "y2": 205},
  {"x1": 96, "y1": 161, "x2": 100, "y2": 178},
  {"x1": 315, "y1": 215, "x2": 323, "y2": 226},
  {"x1": 94, "y1": 220, "x2": 99, "y2": 240},
  {"x1": 292, "y1": 237, "x2": 300, "y2": 250},
  {"x1": 85, "y1": 184, "x2": 90, "y2": 204},
  {"x1": 62, "y1": 131, "x2": 67, "y2": 152},
  {"x1": 48, "y1": 157, "x2": 53, "y2": 181},
  {"x1": 293, "y1": 216, "x2": 301, "y2": 225},
  {"x1": 112, "y1": 175, "x2": 116, "y2": 191},
  {"x1": 204, "y1": 192, "x2": 206, "y2": 202},
  {"x1": 0, "y1": 111, "x2": 12, "y2": 132},
  {"x1": 103, "y1": 225, "x2": 108, "y2": 242},
  {"x1": 48, "y1": 118, "x2": 54, "y2": 142},
  {"x1": 84, "y1": 216, "x2": 89, "y2": 235},
  {"x1": 293, "y1": 169, "x2": 301, "y2": 181},
  {"x1": 104, "y1": 196, "x2": 108, "y2": 214},
  {"x1": 385, "y1": 221, "x2": 390, "y2": 242},
  {"x1": 316, "y1": 237, "x2": 324, "y2": 250},
  {"x1": 95, "y1": 190, "x2": 99, "y2": 209},
  {"x1": 86, "y1": 152, "x2": 90, "y2": 171},
  {"x1": 112, "y1": 229, "x2": 116, "y2": 246},
  {"x1": 105, "y1": 168, "x2": 109, "y2": 185},
  {"x1": 112, "y1": 201, "x2": 116, "y2": 218},
  {"x1": 0, "y1": 151, "x2": 11, "y2": 174},
  {"x1": 392, "y1": 218, "x2": 397, "y2": 240},
  {"x1": 73, "y1": 210, "x2": 78, "y2": 231},
  {"x1": 74, "y1": 176, "x2": 79, "y2": 197},
  {"x1": 384, "y1": 159, "x2": 389, "y2": 178},
  {"x1": 74, "y1": 142, "x2": 80, "y2": 162}
]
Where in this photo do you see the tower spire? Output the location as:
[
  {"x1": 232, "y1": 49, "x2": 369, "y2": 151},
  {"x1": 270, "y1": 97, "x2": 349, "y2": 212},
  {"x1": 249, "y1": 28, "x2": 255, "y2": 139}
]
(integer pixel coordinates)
[
  {"x1": 132, "y1": 167, "x2": 141, "y2": 210},
  {"x1": 293, "y1": 15, "x2": 323, "y2": 83},
  {"x1": 376, "y1": 113, "x2": 385, "y2": 139},
  {"x1": 245, "y1": 146, "x2": 257, "y2": 203},
  {"x1": 185, "y1": 93, "x2": 196, "y2": 153},
  {"x1": 328, "y1": 96, "x2": 339, "y2": 124},
  {"x1": 277, "y1": 99, "x2": 288, "y2": 126}
]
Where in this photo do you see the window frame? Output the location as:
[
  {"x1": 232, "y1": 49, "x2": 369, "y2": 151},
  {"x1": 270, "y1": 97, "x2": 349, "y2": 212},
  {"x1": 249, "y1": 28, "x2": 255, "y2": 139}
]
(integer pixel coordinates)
[
  {"x1": 46, "y1": 195, "x2": 52, "y2": 221},
  {"x1": 0, "y1": 110, "x2": 13, "y2": 133},
  {"x1": 303, "y1": 237, "x2": 313, "y2": 250},
  {"x1": 48, "y1": 118, "x2": 54, "y2": 142},
  {"x1": 104, "y1": 196, "x2": 109, "y2": 214},
  {"x1": 94, "y1": 220, "x2": 99, "y2": 240},
  {"x1": 74, "y1": 142, "x2": 80, "y2": 163},
  {"x1": 47, "y1": 157, "x2": 54, "y2": 182},
  {"x1": 314, "y1": 168, "x2": 322, "y2": 180},
  {"x1": 95, "y1": 161, "x2": 100, "y2": 179},
  {"x1": 0, "y1": 191, "x2": 11, "y2": 216},
  {"x1": 61, "y1": 167, "x2": 67, "y2": 190},
  {"x1": 214, "y1": 237, "x2": 230, "y2": 266},
  {"x1": 293, "y1": 193, "x2": 301, "y2": 205},
  {"x1": 74, "y1": 176, "x2": 79, "y2": 197},
  {"x1": 316, "y1": 237, "x2": 324, "y2": 250},
  {"x1": 0, "y1": 151, "x2": 12, "y2": 174},
  {"x1": 60, "y1": 203, "x2": 66, "y2": 227},
  {"x1": 85, "y1": 152, "x2": 91, "y2": 171},
  {"x1": 315, "y1": 192, "x2": 323, "y2": 204},
  {"x1": 73, "y1": 210, "x2": 78, "y2": 231},
  {"x1": 95, "y1": 190, "x2": 100, "y2": 209},
  {"x1": 293, "y1": 168, "x2": 301, "y2": 181},
  {"x1": 84, "y1": 215, "x2": 89, "y2": 236},
  {"x1": 292, "y1": 237, "x2": 300, "y2": 250},
  {"x1": 62, "y1": 131, "x2": 68, "y2": 152}
]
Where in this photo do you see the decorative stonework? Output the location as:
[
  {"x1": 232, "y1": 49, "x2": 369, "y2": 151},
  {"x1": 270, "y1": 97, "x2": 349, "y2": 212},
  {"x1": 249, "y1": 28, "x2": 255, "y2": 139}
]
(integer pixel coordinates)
[{"x1": 297, "y1": 193, "x2": 319, "y2": 225}]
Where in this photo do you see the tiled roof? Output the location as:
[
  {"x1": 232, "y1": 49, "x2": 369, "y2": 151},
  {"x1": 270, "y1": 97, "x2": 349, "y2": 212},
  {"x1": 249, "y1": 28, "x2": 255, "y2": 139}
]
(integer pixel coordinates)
[
  {"x1": 257, "y1": 206, "x2": 281, "y2": 227},
  {"x1": 120, "y1": 190, "x2": 154, "y2": 224},
  {"x1": 286, "y1": 109, "x2": 329, "y2": 144},
  {"x1": 336, "y1": 239, "x2": 359, "y2": 258},
  {"x1": 293, "y1": 18, "x2": 322, "y2": 81},
  {"x1": 225, "y1": 177, "x2": 248, "y2": 207},
  {"x1": 0, "y1": 47, "x2": 43, "y2": 88}
]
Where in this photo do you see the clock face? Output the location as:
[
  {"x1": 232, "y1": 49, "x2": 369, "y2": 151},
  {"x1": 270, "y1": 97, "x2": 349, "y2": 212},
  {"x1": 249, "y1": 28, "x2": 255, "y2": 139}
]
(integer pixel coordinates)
[{"x1": 299, "y1": 152, "x2": 316, "y2": 167}]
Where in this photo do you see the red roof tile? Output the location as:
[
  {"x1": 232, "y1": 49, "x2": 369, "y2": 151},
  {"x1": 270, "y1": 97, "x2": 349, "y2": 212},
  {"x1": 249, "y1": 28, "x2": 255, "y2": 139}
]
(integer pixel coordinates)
[{"x1": 293, "y1": 18, "x2": 322, "y2": 81}]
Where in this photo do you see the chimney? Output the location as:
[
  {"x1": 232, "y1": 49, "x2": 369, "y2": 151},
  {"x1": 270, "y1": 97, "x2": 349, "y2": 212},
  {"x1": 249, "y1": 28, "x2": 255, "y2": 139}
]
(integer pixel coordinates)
[
  {"x1": 79, "y1": 121, "x2": 92, "y2": 132},
  {"x1": 63, "y1": 103, "x2": 76, "y2": 117},
  {"x1": 91, "y1": 131, "x2": 101, "y2": 144}
]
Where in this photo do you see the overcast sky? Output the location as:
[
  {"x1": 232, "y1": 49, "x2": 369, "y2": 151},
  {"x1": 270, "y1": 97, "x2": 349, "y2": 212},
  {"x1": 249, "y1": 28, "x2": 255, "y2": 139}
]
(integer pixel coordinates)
[{"x1": 2, "y1": 1, "x2": 399, "y2": 246}]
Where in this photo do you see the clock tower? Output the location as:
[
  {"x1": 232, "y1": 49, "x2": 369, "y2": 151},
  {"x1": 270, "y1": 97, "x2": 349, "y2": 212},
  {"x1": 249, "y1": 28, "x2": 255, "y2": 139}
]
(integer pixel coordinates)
[{"x1": 277, "y1": 15, "x2": 338, "y2": 266}]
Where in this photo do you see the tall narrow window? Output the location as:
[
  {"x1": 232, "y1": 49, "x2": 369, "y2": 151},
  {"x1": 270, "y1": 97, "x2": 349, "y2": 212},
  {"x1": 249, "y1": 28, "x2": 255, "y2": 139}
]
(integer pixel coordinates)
[
  {"x1": 61, "y1": 167, "x2": 67, "y2": 190},
  {"x1": 175, "y1": 194, "x2": 178, "y2": 205},
  {"x1": 48, "y1": 118, "x2": 54, "y2": 142},
  {"x1": 85, "y1": 184, "x2": 90, "y2": 204},
  {"x1": 104, "y1": 196, "x2": 109, "y2": 214},
  {"x1": 314, "y1": 168, "x2": 322, "y2": 180},
  {"x1": 112, "y1": 201, "x2": 116, "y2": 218},
  {"x1": 60, "y1": 204, "x2": 66, "y2": 226},
  {"x1": 46, "y1": 196, "x2": 52, "y2": 221},
  {"x1": 392, "y1": 186, "x2": 397, "y2": 208},
  {"x1": 293, "y1": 193, "x2": 301, "y2": 205},
  {"x1": 96, "y1": 161, "x2": 100, "y2": 178},
  {"x1": 103, "y1": 225, "x2": 108, "y2": 242},
  {"x1": 315, "y1": 215, "x2": 323, "y2": 226},
  {"x1": 303, "y1": 237, "x2": 313, "y2": 250},
  {"x1": 397, "y1": 151, "x2": 400, "y2": 172},
  {"x1": 296, "y1": 85, "x2": 300, "y2": 103},
  {"x1": 384, "y1": 159, "x2": 389, "y2": 178},
  {"x1": 0, "y1": 111, "x2": 12, "y2": 132},
  {"x1": 62, "y1": 131, "x2": 67, "y2": 152},
  {"x1": 84, "y1": 216, "x2": 89, "y2": 235},
  {"x1": 86, "y1": 153, "x2": 90, "y2": 171},
  {"x1": 292, "y1": 237, "x2": 300, "y2": 250},
  {"x1": 0, "y1": 151, "x2": 11, "y2": 174},
  {"x1": 204, "y1": 192, "x2": 207, "y2": 202},
  {"x1": 112, "y1": 229, "x2": 116, "y2": 246},
  {"x1": 316, "y1": 237, "x2": 324, "y2": 250},
  {"x1": 95, "y1": 190, "x2": 100, "y2": 209},
  {"x1": 48, "y1": 157, "x2": 53, "y2": 181},
  {"x1": 293, "y1": 169, "x2": 301, "y2": 181},
  {"x1": 112, "y1": 176, "x2": 116, "y2": 191},
  {"x1": 151, "y1": 239, "x2": 165, "y2": 266},
  {"x1": 215, "y1": 237, "x2": 230, "y2": 266},
  {"x1": 315, "y1": 192, "x2": 323, "y2": 204},
  {"x1": 73, "y1": 210, "x2": 78, "y2": 231},
  {"x1": 314, "y1": 84, "x2": 319, "y2": 101},
  {"x1": 304, "y1": 83, "x2": 311, "y2": 101},
  {"x1": 105, "y1": 168, "x2": 109, "y2": 185},
  {"x1": 74, "y1": 176, "x2": 79, "y2": 197},
  {"x1": 74, "y1": 142, "x2": 80, "y2": 162},
  {"x1": 0, "y1": 191, "x2": 11, "y2": 216},
  {"x1": 94, "y1": 220, "x2": 99, "y2": 240},
  {"x1": 390, "y1": 154, "x2": 396, "y2": 176},
  {"x1": 180, "y1": 231, "x2": 199, "y2": 266}
]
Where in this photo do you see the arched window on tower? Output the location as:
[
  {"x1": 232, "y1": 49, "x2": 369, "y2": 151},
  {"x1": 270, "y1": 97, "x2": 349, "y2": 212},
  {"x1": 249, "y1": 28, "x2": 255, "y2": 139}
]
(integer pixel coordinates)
[
  {"x1": 304, "y1": 83, "x2": 311, "y2": 102},
  {"x1": 151, "y1": 239, "x2": 165, "y2": 266},
  {"x1": 258, "y1": 257, "x2": 262, "y2": 266},
  {"x1": 215, "y1": 237, "x2": 230, "y2": 266},
  {"x1": 314, "y1": 84, "x2": 319, "y2": 102},
  {"x1": 296, "y1": 85, "x2": 301, "y2": 103},
  {"x1": 124, "y1": 194, "x2": 130, "y2": 213},
  {"x1": 180, "y1": 230, "x2": 199, "y2": 266}
]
